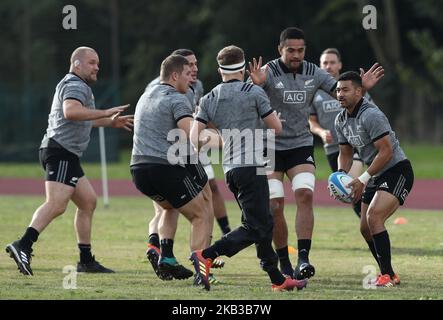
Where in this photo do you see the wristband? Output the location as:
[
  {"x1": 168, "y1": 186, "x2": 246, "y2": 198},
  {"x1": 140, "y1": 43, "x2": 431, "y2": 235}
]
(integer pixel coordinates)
[
  {"x1": 338, "y1": 169, "x2": 347, "y2": 174},
  {"x1": 358, "y1": 171, "x2": 372, "y2": 184}
]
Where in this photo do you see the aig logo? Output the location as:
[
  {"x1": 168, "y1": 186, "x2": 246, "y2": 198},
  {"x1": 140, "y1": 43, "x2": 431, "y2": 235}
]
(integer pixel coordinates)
[
  {"x1": 284, "y1": 91, "x2": 306, "y2": 104},
  {"x1": 322, "y1": 100, "x2": 341, "y2": 113}
]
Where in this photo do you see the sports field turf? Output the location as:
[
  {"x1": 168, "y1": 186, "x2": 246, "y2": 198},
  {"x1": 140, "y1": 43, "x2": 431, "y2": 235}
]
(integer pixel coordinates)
[{"x1": 0, "y1": 196, "x2": 441, "y2": 300}]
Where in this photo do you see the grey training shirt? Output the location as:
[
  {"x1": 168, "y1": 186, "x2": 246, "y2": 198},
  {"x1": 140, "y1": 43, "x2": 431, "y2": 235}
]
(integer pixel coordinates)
[
  {"x1": 310, "y1": 90, "x2": 374, "y2": 155},
  {"x1": 195, "y1": 80, "x2": 274, "y2": 174},
  {"x1": 259, "y1": 59, "x2": 337, "y2": 150},
  {"x1": 131, "y1": 84, "x2": 194, "y2": 166},
  {"x1": 334, "y1": 98, "x2": 406, "y2": 176},
  {"x1": 40, "y1": 73, "x2": 95, "y2": 157}
]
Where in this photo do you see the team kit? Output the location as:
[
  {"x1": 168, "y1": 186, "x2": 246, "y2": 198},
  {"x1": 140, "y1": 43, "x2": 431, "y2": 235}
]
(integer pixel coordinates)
[{"x1": 5, "y1": 27, "x2": 413, "y2": 292}]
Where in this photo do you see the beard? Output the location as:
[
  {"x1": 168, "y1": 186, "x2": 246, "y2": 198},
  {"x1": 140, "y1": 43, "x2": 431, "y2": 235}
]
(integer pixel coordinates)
[
  {"x1": 85, "y1": 74, "x2": 97, "y2": 85},
  {"x1": 285, "y1": 60, "x2": 302, "y2": 72},
  {"x1": 338, "y1": 100, "x2": 348, "y2": 108}
]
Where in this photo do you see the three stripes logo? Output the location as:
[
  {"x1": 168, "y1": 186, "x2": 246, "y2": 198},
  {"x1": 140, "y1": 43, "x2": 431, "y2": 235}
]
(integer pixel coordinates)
[
  {"x1": 379, "y1": 182, "x2": 389, "y2": 189},
  {"x1": 20, "y1": 251, "x2": 29, "y2": 264},
  {"x1": 306, "y1": 156, "x2": 314, "y2": 163},
  {"x1": 275, "y1": 81, "x2": 284, "y2": 89},
  {"x1": 56, "y1": 161, "x2": 69, "y2": 183}
]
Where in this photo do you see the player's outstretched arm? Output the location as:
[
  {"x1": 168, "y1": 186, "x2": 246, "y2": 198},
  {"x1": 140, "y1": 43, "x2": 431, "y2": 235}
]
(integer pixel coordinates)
[
  {"x1": 106, "y1": 113, "x2": 134, "y2": 131},
  {"x1": 64, "y1": 99, "x2": 130, "y2": 122},
  {"x1": 91, "y1": 105, "x2": 133, "y2": 129},
  {"x1": 360, "y1": 62, "x2": 385, "y2": 91},
  {"x1": 247, "y1": 56, "x2": 268, "y2": 86}
]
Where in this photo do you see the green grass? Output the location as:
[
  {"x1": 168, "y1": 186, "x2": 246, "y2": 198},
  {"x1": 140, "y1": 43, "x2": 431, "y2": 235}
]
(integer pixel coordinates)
[
  {"x1": 0, "y1": 196, "x2": 442, "y2": 300},
  {"x1": 1, "y1": 144, "x2": 442, "y2": 180}
]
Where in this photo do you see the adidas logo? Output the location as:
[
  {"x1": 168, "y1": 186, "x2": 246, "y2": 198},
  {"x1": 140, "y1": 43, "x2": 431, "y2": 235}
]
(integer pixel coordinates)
[
  {"x1": 20, "y1": 251, "x2": 29, "y2": 263},
  {"x1": 306, "y1": 156, "x2": 314, "y2": 163},
  {"x1": 380, "y1": 182, "x2": 389, "y2": 189},
  {"x1": 275, "y1": 81, "x2": 284, "y2": 89}
]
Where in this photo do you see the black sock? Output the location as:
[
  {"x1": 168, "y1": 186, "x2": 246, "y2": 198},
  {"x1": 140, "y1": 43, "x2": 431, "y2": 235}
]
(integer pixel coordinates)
[
  {"x1": 366, "y1": 240, "x2": 380, "y2": 268},
  {"x1": 202, "y1": 237, "x2": 232, "y2": 261},
  {"x1": 276, "y1": 246, "x2": 293, "y2": 273},
  {"x1": 148, "y1": 233, "x2": 160, "y2": 248},
  {"x1": 160, "y1": 239, "x2": 174, "y2": 258},
  {"x1": 19, "y1": 227, "x2": 39, "y2": 251},
  {"x1": 276, "y1": 246, "x2": 290, "y2": 261},
  {"x1": 202, "y1": 246, "x2": 220, "y2": 261},
  {"x1": 372, "y1": 231, "x2": 395, "y2": 277},
  {"x1": 267, "y1": 268, "x2": 286, "y2": 286},
  {"x1": 297, "y1": 239, "x2": 311, "y2": 263},
  {"x1": 217, "y1": 217, "x2": 231, "y2": 235},
  {"x1": 78, "y1": 244, "x2": 93, "y2": 263}
]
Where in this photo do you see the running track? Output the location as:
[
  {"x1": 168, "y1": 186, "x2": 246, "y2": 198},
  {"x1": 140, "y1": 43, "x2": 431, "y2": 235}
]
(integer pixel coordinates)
[{"x1": 0, "y1": 178, "x2": 441, "y2": 210}]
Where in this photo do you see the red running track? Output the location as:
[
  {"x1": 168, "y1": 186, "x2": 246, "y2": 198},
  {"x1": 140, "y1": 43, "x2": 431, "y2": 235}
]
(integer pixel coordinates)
[{"x1": 0, "y1": 178, "x2": 441, "y2": 211}]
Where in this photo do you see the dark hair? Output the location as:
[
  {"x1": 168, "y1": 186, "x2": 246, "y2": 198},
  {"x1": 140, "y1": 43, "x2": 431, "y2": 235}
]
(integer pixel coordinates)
[
  {"x1": 171, "y1": 49, "x2": 195, "y2": 57},
  {"x1": 321, "y1": 48, "x2": 341, "y2": 62},
  {"x1": 337, "y1": 71, "x2": 362, "y2": 87},
  {"x1": 217, "y1": 45, "x2": 245, "y2": 66},
  {"x1": 160, "y1": 55, "x2": 189, "y2": 81},
  {"x1": 280, "y1": 27, "x2": 305, "y2": 44}
]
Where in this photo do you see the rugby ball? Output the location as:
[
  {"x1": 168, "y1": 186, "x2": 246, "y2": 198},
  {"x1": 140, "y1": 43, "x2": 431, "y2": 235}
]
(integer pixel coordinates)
[{"x1": 328, "y1": 172, "x2": 354, "y2": 203}]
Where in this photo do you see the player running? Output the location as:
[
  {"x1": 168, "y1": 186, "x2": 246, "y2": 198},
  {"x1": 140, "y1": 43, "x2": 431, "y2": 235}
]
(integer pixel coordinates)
[
  {"x1": 334, "y1": 71, "x2": 414, "y2": 287},
  {"x1": 190, "y1": 45, "x2": 307, "y2": 292}
]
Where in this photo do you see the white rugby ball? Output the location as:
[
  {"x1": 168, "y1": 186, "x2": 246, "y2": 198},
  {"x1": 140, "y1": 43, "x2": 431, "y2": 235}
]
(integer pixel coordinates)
[{"x1": 328, "y1": 172, "x2": 354, "y2": 203}]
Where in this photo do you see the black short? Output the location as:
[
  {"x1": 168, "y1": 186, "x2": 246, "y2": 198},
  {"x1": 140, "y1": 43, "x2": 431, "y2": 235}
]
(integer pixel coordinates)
[
  {"x1": 39, "y1": 147, "x2": 84, "y2": 188},
  {"x1": 326, "y1": 151, "x2": 363, "y2": 173},
  {"x1": 362, "y1": 160, "x2": 414, "y2": 206},
  {"x1": 272, "y1": 146, "x2": 315, "y2": 173},
  {"x1": 185, "y1": 163, "x2": 208, "y2": 188},
  {"x1": 131, "y1": 164, "x2": 203, "y2": 208}
]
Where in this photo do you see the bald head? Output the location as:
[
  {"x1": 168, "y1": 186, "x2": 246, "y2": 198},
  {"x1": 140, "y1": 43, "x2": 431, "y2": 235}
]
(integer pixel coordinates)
[
  {"x1": 70, "y1": 47, "x2": 97, "y2": 64},
  {"x1": 69, "y1": 47, "x2": 100, "y2": 84}
]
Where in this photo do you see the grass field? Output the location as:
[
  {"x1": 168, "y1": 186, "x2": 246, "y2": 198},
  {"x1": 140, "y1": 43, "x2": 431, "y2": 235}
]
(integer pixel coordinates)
[
  {"x1": 1, "y1": 144, "x2": 442, "y2": 180},
  {"x1": 0, "y1": 196, "x2": 442, "y2": 300}
]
